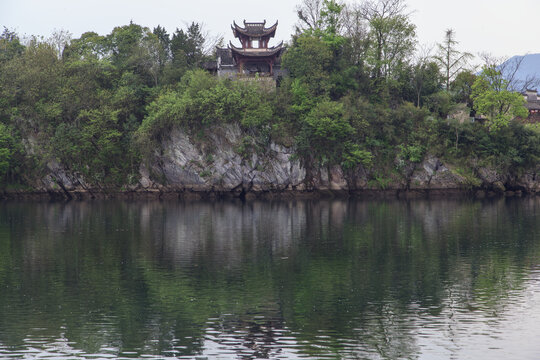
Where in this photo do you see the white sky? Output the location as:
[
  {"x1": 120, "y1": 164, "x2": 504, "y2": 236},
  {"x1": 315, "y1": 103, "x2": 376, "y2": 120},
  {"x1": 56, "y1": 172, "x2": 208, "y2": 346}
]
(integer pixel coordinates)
[{"x1": 1, "y1": 0, "x2": 540, "y2": 60}]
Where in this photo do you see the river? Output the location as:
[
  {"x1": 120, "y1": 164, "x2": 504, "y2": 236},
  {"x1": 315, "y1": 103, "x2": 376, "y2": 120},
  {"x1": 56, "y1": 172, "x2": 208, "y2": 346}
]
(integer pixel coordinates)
[{"x1": 0, "y1": 198, "x2": 539, "y2": 359}]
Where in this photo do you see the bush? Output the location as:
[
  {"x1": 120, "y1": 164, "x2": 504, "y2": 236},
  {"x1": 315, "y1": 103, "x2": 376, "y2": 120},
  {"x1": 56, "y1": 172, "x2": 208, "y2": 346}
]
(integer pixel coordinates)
[{"x1": 137, "y1": 70, "x2": 275, "y2": 156}]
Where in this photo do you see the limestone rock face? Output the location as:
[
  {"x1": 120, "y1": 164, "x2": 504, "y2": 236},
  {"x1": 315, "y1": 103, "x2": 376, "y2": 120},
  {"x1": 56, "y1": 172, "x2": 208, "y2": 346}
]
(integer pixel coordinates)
[
  {"x1": 26, "y1": 160, "x2": 94, "y2": 199},
  {"x1": 515, "y1": 168, "x2": 540, "y2": 193},
  {"x1": 409, "y1": 156, "x2": 464, "y2": 190},
  {"x1": 28, "y1": 123, "x2": 540, "y2": 198},
  {"x1": 477, "y1": 167, "x2": 507, "y2": 191},
  {"x1": 40, "y1": 161, "x2": 88, "y2": 193},
  {"x1": 144, "y1": 125, "x2": 306, "y2": 193}
]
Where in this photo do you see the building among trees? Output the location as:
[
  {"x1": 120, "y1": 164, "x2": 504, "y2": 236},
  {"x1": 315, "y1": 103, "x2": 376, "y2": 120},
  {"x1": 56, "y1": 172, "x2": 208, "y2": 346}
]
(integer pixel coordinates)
[
  {"x1": 522, "y1": 89, "x2": 540, "y2": 122},
  {"x1": 212, "y1": 20, "x2": 286, "y2": 79}
]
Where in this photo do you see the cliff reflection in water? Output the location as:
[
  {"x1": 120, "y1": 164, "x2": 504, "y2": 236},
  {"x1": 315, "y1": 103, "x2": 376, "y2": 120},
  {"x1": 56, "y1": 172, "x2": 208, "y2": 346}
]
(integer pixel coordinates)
[{"x1": 1, "y1": 198, "x2": 540, "y2": 359}]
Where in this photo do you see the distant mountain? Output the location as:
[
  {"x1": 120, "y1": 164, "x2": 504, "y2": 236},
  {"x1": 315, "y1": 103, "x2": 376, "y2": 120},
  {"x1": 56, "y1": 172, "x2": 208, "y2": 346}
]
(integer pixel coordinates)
[{"x1": 499, "y1": 54, "x2": 540, "y2": 91}]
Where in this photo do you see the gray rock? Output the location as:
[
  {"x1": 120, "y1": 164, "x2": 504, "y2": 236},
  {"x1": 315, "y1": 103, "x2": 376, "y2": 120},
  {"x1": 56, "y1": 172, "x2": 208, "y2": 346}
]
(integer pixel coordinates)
[
  {"x1": 515, "y1": 169, "x2": 540, "y2": 193},
  {"x1": 477, "y1": 167, "x2": 505, "y2": 184},
  {"x1": 410, "y1": 156, "x2": 465, "y2": 190},
  {"x1": 329, "y1": 165, "x2": 348, "y2": 190},
  {"x1": 146, "y1": 124, "x2": 307, "y2": 193},
  {"x1": 40, "y1": 160, "x2": 88, "y2": 193}
]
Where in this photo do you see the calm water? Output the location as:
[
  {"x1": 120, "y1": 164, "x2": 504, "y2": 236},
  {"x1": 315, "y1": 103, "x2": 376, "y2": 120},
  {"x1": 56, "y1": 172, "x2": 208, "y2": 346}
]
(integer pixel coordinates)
[{"x1": 1, "y1": 198, "x2": 540, "y2": 359}]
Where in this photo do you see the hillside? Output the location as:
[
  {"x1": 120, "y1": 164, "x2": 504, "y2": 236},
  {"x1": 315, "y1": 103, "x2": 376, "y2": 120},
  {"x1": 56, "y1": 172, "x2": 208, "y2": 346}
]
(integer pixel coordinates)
[{"x1": 501, "y1": 53, "x2": 540, "y2": 91}]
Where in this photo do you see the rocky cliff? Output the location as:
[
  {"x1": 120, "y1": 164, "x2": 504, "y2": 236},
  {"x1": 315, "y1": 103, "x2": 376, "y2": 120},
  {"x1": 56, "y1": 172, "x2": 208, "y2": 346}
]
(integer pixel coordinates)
[{"x1": 19, "y1": 124, "x2": 540, "y2": 199}]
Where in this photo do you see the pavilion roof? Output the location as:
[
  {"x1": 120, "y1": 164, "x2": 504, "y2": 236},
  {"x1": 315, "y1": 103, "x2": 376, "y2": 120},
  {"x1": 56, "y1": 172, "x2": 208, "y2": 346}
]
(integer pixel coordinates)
[
  {"x1": 232, "y1": 20, "x2": 278, "y2": 38},
  {"x1": 526, "y1": 100, "x2": 540, "y2": 110},
  {"x1": 229, "y1": 42, "x2": 284, "y2": 58}
]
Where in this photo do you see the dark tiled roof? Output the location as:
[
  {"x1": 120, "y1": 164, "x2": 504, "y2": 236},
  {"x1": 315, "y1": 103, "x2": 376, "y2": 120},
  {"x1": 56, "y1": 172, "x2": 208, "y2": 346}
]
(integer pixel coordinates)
[
  {"x1": 229, "y1": 42, "x2": 284, "y2": 58},
  {"x1": 521, "y1": 89, "x2": 540, "y2": 110},
  {"x1": 232, "y1": 20, "x2": 278, "y2": 38},
  {"x1": 526, "y1": 100, "x2": 540, "y2": 110},
  {"x1": 217, "y1": 47, "x2": 234, "y2": 66}
]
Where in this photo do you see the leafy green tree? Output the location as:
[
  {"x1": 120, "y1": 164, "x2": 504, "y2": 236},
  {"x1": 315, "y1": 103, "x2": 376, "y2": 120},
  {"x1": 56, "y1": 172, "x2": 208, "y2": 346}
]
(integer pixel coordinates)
[
  {"x1": 315, "y1": 0, "x2": 346, "y2": 48},
  {"x1": 0, "y1": 29, "x2": 25, "y2": 123},
  {"x1": 51, "y1": 108, "x2": 133, "y2": 186},
  {"x1": 0, "y1": 124, "x2": 17, "y2": 183},
  {"x1": 171, "y1": 24, "x2": 204, "y2": 67},
  {"x1": 108, "y1": 22, "x2": 145, "y2": 67},
  {"x1": 107, "y1": 22, "x2": 161, "y2": 86},
  {"x1": 291, "y1": 0, "x2": 362, "y2": 99},
  {"x1": 2, "y1": 39, "x2": 63, "y2": 129},
  {"x1": 424, "y1": 91, "x2": 452, "y2": 118},
  {"x1": 153, "y1": 25, "x2": 171, "y2": 62},
  {"x1": 63, "y1": 31, "x2": 110, "y2": 60},
  {"x1": 282, "y1": 35, "x2": 334, "y2": 97},
  {"x1": 161, "y1": 23, "x2": 209, "y2": 84},
  {"x1": 362, "y1": 0, "x2": 416, "y2": 80},
  {"x1": 452, "y1": 70, "x2": 476, "y2": 108},
  {"x1": 137, "y1": 70, "x2": 274, "y2": 154},
  {"x1": 471, "y1": 66, "x2": 528, "y2": 131},
  {"x1": 411, "y1": 60, "x2": 442, "y2": 108},
  {"x1": 0, "y1": 27, "x2": 25, "y2": 63},
  {"x1": 59, "y1": 57, "x2": 115, "y2": 121},
  {"x1": 296, "y1": 100, "x2": 371, "y2": 167}
]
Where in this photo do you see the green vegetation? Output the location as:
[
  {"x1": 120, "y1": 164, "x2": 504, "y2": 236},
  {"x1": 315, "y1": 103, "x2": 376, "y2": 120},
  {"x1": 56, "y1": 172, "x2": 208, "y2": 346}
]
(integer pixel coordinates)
[
  {"x1": 471, "y1": 65, "x2": 529, "y2": 131},
  {"x1": 0, "y1": 0, "x2": 538, "y2": 191}
]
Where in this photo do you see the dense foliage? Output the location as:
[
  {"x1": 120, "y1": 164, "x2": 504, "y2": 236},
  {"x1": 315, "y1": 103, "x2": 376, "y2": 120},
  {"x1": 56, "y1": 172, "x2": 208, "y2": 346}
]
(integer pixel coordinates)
[{"x1": 0, "y1": 0, "x2": 538, "y2": 190}]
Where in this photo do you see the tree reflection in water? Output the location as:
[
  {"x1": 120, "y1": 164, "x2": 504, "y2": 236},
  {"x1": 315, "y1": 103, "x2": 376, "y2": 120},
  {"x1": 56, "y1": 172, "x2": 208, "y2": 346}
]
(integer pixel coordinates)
[{"x1": 0, "y1": 198, "x2": 540, "y2": 359}]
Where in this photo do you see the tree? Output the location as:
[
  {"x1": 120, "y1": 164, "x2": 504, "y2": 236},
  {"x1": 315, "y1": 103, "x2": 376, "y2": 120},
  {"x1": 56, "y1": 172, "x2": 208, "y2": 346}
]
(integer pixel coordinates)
[
  {"x1": 411, "y1": 60, "x2": 441, "y2": 108},
  {"x1": 361, "y1": 0, "x2": 416, "y2": 80},
  {"x1": 0, "y1": 124, "x2": 16, "y2": 183},
  {"x1": 51, "y1": 108, "x2": 131, "y2": 186},
  {"x1": 8, "y1": 38, "x2": 63, "y2": 128},
  {"x1": 342, "y1": 3, "x2": 369, "y2": 65},
  {"x1": 63, "y1": 31, "x2": 110, "y2": 60},
  {"x1": 153, "y1": 25, "x2": 171, "y2": 61},
  {"x1": 48, "y1": 29, "x2": 72, "y2": 58},
  {"x1": 295, "y1": 0, "x2": 346, "y2": 45},
  {"x1": 0, "y1": 28, "x2": 26, "y2": 123},
  {"x1": 151, "y1": 26, "x2": 171, "y2": 83},
  {"x1": 317, "y1": 0, "x2": 345, "y2": 46},
  {"x1": 108, "y1": 22, "x2": 146, "y2": 69},
  {"x1": 452, "y1": 70, "x2": 476, "y2": 108},
  {"x1": 296, "y1": 100, "x2": 364, "y2": 165},
  {"x1": 162, "y1": 22, "x2": 215, "y2": 84},
  {"x1": 433, "y1": 29, "x2": 472, "y2": 91},
  {"x1": 290, "y1": 0, "x2": 361, "y2": 98},
  {"x1": 0, "y1": 27, "x2": 25, "y2": 62},
  {"x1": 171, "y1": 23, "x2": 206, "y2": 69},
  {"x1": 471, "y1": 65, "x2": 528, "y2": 131},
  {"x1": 295, "y1": 0, "x2": 324, "y2": 33},
  {"x1": 282, "y1": 35, "x2": 334, "y2": 97},
  {"x1": 480, "y1": 52, "x2": 540, "y2": 93}
]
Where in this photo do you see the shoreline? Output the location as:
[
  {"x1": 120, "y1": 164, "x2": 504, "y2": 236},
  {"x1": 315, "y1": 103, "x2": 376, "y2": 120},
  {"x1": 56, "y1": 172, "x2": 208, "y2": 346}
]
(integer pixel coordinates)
[{"x1": 0, "y1": 187, "x2": 530, "y2": 201}]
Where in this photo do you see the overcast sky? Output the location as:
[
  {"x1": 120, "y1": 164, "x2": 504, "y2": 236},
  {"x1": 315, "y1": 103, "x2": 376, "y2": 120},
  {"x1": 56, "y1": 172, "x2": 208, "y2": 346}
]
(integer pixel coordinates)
[{"x1": 2, "y1": 0, "x2": 540, "y2": 60}]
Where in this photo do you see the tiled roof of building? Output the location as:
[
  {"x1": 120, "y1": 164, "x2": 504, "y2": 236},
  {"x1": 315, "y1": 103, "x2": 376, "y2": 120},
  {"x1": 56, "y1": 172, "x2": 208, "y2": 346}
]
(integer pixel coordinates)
[
  {"x1": 522, "y1": 89, "x2": 540, "y2": 110},
  {"x1": 217, "y1": 47, "x2": 234, "y2": 66},
  {"x1": 526, "y1": 100, "x2": 540, "y2": 110},
  {"x1": 232, "y1": 20, "x2": 278, "y2": 38},
  {"x1": 229, "y1": 42, "x2": 284, "y2": 58}
]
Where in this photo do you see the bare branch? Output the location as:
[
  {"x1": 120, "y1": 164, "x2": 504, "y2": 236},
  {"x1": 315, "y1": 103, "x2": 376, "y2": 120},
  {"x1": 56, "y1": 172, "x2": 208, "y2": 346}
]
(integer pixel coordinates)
[
  {"x1": 48, "y1": 28, "x2": 72, "y2": 59},
  {"x1": 479, "y1": 52, "x2": 540, "y2": 92},
  {"x1": 296, "y1": 0, "x2": 323, "y2": 33}
]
